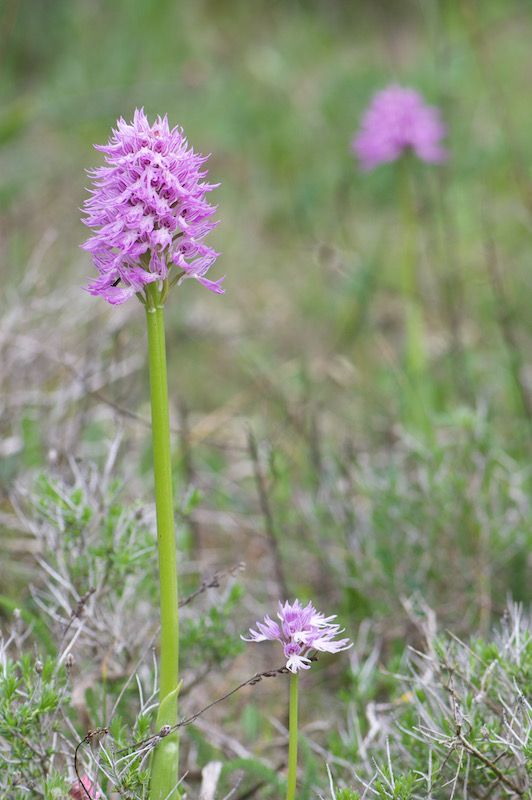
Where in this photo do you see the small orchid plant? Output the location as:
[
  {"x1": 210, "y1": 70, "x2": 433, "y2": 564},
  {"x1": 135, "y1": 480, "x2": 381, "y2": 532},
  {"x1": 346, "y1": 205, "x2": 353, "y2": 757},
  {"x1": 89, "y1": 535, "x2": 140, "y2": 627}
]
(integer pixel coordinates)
[
  {"x1": 243, "y1": 600, "x2": 352, "y2": 800},
  {"x1": 82, "y1": 109, "x2": 222, "y2": 800}
]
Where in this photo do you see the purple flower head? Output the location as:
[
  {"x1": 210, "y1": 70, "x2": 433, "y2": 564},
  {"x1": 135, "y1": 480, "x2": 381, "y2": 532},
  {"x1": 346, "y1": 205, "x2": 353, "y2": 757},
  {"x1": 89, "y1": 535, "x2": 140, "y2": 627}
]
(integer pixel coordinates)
[
  {"x1": 242, "y1": 599, "x2": 352, "y2": 673},
  {"x1": 82, "y1": 108, "x2": 223, "y2": 304},
  {"x1": 352, "y1": 85, "x2": 447, "y2": 171}
]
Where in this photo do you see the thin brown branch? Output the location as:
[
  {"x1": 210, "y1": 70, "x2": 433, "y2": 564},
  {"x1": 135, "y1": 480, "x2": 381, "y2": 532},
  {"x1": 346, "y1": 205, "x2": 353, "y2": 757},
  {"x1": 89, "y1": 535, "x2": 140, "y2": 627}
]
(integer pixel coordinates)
[
  {"x1": 61, "y1": 588, "x2": 96, "y2": 641},
  {"x1": 74, "y1": 728, "x2": 109, "y2": 800},
  {"x1": 457, "y1": 731, "x2": 524, "y2": 796},
  {"x1": 113, "y1": 663, "x2": 292, "y2": 759},
  {"x1": 247, "y1": 430, "x2": 289, "y2": 600},
  {"x1": 179, "y1": 562, "x2": 245, "y2": 609}
]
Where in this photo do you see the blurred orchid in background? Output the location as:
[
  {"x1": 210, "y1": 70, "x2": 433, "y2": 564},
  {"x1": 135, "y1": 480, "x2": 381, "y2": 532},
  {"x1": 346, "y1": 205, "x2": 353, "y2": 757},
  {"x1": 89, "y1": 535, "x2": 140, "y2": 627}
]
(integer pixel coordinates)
[{"x1": 353, "y1": 85, "x2": 447, "y2": 170}]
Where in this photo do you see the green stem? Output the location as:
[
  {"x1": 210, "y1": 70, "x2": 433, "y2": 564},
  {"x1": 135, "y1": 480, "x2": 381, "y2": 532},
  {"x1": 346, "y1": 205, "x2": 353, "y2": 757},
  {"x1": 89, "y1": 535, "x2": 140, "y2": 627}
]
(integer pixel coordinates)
[
  {"x1": 286, "y1": 673, "x2": 299, "y2": 800},
  {"x1": 399, "y1": 159, "x2": 432, "y2": 439},
  {"x1": 399, "y1": 158, "x2": 427, "y2": 378},
  {"x1": 146, "y1": 283, "x2": 180, "y2": 800}
]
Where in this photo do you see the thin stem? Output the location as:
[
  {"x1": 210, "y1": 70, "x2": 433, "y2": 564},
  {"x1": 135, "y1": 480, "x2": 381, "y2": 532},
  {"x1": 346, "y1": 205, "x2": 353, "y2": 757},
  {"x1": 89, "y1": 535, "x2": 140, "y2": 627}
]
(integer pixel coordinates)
[
  {"x1": 399, "y1": 158, "x2": 426, "y2": 377},
  {"x1": 145, "y1": 283, "x2": 180, "y2": 800},
  {"x1": 286, "y1": 673, "x2": 299, "y2": 800},
  {"x1": 399, "y1": 158, "x2": 432, "y2": 439}
]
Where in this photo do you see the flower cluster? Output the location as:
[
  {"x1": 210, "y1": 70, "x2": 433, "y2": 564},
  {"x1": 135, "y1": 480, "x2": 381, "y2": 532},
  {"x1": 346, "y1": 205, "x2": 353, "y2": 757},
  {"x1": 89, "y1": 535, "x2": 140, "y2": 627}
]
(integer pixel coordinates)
[
  {"x1": 82, "y1": 108, "x2": 222, "y2": 304},
  {"x1": 353, "y1": 85, "x2": 447, "y2": 171},
  {"x1": 70, "y1": 774, "x2": 101, "y2": 800},
  {"x1": 243, "y1": 599, "x2": 351, "y2": 673}
]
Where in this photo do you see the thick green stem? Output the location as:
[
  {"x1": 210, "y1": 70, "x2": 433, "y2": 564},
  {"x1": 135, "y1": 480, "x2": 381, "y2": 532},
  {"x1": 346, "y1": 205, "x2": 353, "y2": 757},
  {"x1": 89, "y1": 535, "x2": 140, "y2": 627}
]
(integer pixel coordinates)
[
  {"x1": 286, "y1": 673, "x2": 299, "y2": 800},
  {"x1": 146, "y1": 283, "x2": 180, "y2": 800}
]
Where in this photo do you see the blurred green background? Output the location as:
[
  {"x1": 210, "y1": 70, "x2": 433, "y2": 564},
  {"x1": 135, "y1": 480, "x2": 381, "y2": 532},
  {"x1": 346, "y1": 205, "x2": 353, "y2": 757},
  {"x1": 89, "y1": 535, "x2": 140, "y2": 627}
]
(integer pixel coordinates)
[{"x1": 1, "y1": 0, "x2": 531, "y2": 419}]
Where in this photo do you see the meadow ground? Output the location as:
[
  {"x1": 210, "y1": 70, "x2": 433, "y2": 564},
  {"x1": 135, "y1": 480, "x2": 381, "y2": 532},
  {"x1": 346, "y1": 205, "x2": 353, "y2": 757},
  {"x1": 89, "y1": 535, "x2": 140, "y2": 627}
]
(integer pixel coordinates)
[{"x1": 0, "y1": 2, "x2": 531, "y2": 798}]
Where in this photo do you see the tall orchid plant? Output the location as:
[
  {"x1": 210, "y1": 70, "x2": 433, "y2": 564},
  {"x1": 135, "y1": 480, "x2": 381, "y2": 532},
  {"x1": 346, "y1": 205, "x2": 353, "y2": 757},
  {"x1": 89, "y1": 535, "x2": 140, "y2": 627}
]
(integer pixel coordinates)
[{"x1": 82, "y1": 109, "x2": 223, "y2": 799}]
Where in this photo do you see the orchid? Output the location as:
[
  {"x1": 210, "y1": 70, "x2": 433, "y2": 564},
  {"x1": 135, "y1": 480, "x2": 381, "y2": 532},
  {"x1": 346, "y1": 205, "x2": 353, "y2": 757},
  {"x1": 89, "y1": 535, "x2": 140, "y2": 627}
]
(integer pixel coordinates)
[
  {"x1": 243, "y1": 599, "x2": 351, "y2": 672},
  {"x1": 353, "y1": 85, "x2": 447, "y2": 171},
  {"x1": 82, "y1": 108, "x2": 222, "y2": 304}
]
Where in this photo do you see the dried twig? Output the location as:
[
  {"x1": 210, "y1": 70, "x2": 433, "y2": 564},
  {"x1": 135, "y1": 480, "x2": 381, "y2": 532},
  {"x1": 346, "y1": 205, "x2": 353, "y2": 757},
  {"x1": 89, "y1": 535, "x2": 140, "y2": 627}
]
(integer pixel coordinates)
[
  {"x1": 247, "y1": 430, "x2": 289, "y2": 599},
  {"x1": 179, "y1": 562, "x2": 245, "y2": 609},
  {"x1": 74, "y1": 728, "x2": 109, "y2": 800},
  {"x1": 61, "y1": 588, "x2": 96, "y2": 641},
  {"x1": 456, "y1": 728, "x2": 525, "y2": 796},
  {"x1": 73, "y1": 662, "x2": 300, "y2": 789},
  {"x1": 113, "y1": 663, "x2": 293, "y2": 760}
]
